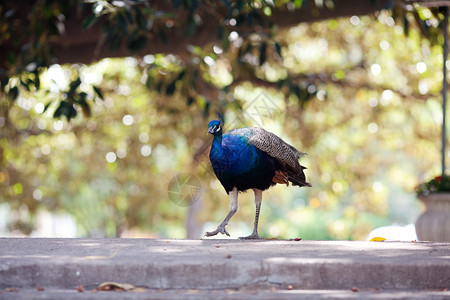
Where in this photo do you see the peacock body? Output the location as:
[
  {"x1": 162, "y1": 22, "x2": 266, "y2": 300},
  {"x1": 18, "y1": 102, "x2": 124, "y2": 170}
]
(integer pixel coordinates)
[
  {"x1": 205, "y1": 114, "x2": 310, "y2": 239},
  {"x1": 210, "y1": 128, "x2": 276, "y2": 193}
]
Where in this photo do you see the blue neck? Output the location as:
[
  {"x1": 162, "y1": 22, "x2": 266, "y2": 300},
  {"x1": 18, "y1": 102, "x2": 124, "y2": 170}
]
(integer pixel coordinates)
[{"x1": 210, "y1": 133, "x2": 224, "y2": 159}]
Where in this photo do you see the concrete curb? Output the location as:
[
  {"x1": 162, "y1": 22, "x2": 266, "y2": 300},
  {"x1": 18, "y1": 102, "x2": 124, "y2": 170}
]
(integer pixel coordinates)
[
  {"x1": 0, "y1": 239, "x2": 449, "y2": 292},
  {"x1": 1, "y1": 288, "x2": 450, "y2": 300}
]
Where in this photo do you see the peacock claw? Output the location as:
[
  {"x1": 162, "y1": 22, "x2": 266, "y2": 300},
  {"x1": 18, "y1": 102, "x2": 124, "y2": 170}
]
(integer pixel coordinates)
[
  {"x1": 205, "y1": 224, "x2": 230, "y2": 237},
  {"x1": 239, "y1": 233, "x2": 263, "y2": 240}
]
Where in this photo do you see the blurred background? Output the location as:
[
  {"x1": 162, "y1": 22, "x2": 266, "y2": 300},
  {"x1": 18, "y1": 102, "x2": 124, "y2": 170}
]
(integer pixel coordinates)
[{"x1": 0, "y1": 0, "x2": 447, "y2": 240}]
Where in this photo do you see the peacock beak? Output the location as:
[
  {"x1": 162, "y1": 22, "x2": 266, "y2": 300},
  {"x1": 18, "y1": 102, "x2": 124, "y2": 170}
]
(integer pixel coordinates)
[{"x1": 207, "y1": 128, "x2": 213, "y2": 134}]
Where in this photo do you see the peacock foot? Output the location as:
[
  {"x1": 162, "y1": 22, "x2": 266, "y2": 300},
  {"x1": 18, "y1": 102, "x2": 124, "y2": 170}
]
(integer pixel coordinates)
[
  {"x1": 239, "y1": 232, "x2": 263, "y2": 240},
  {"x1": 205, "y1": 223, "x2": 230, "y2": 237}
]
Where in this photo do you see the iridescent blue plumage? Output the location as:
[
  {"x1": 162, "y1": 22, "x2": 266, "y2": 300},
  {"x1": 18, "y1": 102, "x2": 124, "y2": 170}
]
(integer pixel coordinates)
[
  {"x1": 210, "y1": 129, "x2": 277, "y2": 193},
  {"x1": 205, "y1": 113, "x2": 311, "y2": 239}
]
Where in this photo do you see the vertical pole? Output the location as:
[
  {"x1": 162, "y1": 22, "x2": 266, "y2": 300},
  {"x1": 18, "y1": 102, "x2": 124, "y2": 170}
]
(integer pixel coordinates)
[{"x1": 442, "y1": 6, "x2": 448, "y2": 177}]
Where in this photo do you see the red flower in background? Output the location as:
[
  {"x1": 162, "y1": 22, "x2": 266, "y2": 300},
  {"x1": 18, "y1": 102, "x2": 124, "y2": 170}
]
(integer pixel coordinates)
[{"x1": 417, "y1": 174, "x2": 450, "y2": 195}]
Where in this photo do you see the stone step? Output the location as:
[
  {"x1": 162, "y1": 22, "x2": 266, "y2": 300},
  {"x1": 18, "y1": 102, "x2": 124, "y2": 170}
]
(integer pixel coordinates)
[
  {"x1": 1, "y1": 287, "x2": 449, "y2": 300},
  {"x1": 0, "y1": 239, "x2": 449, "y2": 294}
]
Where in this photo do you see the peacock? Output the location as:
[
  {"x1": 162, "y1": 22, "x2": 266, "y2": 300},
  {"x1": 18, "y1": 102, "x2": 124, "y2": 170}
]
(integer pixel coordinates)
[{"x1": 205, "y1": 113, "x2": 311, "y2": 239}]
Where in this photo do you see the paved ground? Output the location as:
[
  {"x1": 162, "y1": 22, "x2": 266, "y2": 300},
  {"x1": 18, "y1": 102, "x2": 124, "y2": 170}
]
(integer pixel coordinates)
[{"x1": 0, "y1": 238, "x2": 449, "y2": 299}]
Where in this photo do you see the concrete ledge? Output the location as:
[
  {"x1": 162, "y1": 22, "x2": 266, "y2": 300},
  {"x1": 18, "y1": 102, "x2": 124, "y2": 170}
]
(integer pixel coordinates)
[
  {"x1": 0, "y1": 239, "x2": 449, "y2": 295},
  {"x1": 1, "y1": 288, "x2": 450, "y2": 300}
]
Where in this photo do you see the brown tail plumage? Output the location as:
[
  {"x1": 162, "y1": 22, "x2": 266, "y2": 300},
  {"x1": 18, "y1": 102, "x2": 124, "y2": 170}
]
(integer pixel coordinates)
[
  {"x1": 272, "y1": 167, "x2": 311, "y2": 187},
  {"x1": 288, "y1": 166, "x2": 312, "y2": 187}
]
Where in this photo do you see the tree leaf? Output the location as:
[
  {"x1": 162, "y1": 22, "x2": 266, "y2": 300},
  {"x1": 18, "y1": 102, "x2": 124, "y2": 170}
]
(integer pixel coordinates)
[
  {"x1": 128, "y1": 34, "x2": 147, "y2": 52},
  {"x1": 202, "y1": 101, "x2": 210, "y2": 117},
  {"x1": 9, "y1": 86, "x2": 18, "y2": 100},
  {"x1": 259, "y1": 42, "x2": 267, "y2": 66},
  {"x1": 93, "y1": 86, "x2": 104, "y2": 100},
  {"x1": 135, "y1": 7, "x2": 146, "y2": 30},
  {"x1": 117, "y1": 13, "x2": 128, "y2": 34},
  {"x1": 236, "y1": 0, "x2": 244, "y2": 10},
  {"x1": 173, "y1": 0, "x2": 181, "y2": 9},
  {"x1": 125, "y1": 10, "x2": 133, "y2": 24},
  {"x1": 158, "y1": 30, "x2": 167, "y2": 45},
  {"x1": 54, "y1": 101, "x2": 77, "y2": 121},
  {"x1": 79, "y1": 98, "x2": 91, "y2": 117},
  {"x1": 43, "y1": 101, "x2": 53, "y2": 113},
  {"x1": 82, "y1": 14, "x2": 98, "y2": 29},
  {"x1": 294, "y1": 0, "x2": 303, "y2": 9},
  {"x1": 221, "y1": 0, "x2": 231, "y2": 9},
  {"x1": 217, "y1": 25, "x2": 224, "y2": 39},
  {"x1": 97, "y1": 282, "x2": 136, "y2": 292},
  {"x1": 33, "y1": 71, "x2": 40, "y2": 90},
  {"x1": 1, "y1": 78, "x2": 8, "y2": 89},
  {"x1": 20, "y1": 79, "x2": 31, "y2": 91},
  {"x1": 7, "y1": 52, "x2": 15, "y2": 65},
  {"x1": 166, "y1": 81, "x2": 176, "y2": 95},
  {"x1": 186, "y1": 18, "x2": 197, "y2": 37},
  {"x1": 177, "y1": 70, "x2": 186, "y2": 80},
  {"x1": 403, "y1": 16, "x2": 409, "y2": 36},
  {"x1": 274, "y1": 42, "x2": 282, "y2": 57},
  {"x1": 69, "y1": 78, "x2": 82, "y2": 95},
  {"x1": 189, "y1": 0, "x2": 199, "y2": 12}
]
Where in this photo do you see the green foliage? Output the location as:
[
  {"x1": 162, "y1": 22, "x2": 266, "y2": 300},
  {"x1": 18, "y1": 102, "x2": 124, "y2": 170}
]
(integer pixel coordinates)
[
  {"x1": 2, "y1": 1, "x2": 444, "y2": 120},
  {"x1": 0, "y1": 1, "x2": 446, "y2": 239},
  {"x1": 416, "y1": 175, "x2": 450, "y2": 195}
]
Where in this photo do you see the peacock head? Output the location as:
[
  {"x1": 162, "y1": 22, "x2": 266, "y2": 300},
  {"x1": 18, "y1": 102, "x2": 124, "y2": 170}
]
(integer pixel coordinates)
[{"x1": 207, "y1": 113, "x2": 224, "y2": 136}]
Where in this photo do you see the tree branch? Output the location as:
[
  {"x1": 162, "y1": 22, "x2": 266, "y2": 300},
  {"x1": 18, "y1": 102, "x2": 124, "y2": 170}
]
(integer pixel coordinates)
[
  {"x1": 231, "y1": 67, "x2": 437, "y2": 101},
  {"x1": 1, "y1": 0, "x2": 390, "y2": 69}
]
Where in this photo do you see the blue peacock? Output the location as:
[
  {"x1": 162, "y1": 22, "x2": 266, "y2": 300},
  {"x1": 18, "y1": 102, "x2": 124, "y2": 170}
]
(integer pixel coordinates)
[{"x1": 205, "y1": 113, "x2": 311, "y2": 239}]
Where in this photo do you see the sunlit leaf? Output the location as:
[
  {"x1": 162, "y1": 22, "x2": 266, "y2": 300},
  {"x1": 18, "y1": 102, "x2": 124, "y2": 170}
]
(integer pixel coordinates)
[
  {"x1": 20, "y1": 79, "x2": 30, "y2": 91},
  {"x1": 98, "y1": 282, "x2": 136, "y2": 292},
  {"x1": 294, "y1": 0, "x2": 303, "y2": 9}
]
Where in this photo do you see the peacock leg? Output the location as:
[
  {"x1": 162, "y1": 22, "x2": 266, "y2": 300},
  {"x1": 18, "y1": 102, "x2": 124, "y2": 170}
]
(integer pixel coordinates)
[
  {"x1": 239, "y1": 189, "x2": 264, "y2": 240},
  {"x1": 205, "y1": 187, "x2": 238, "y2": 237}
]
